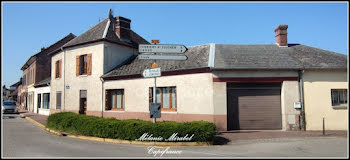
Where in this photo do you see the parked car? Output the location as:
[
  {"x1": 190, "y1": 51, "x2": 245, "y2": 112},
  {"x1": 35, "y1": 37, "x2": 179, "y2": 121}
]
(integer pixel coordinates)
[{"x1": 2, "y1": 100, "x2": 18, "y2": 114}]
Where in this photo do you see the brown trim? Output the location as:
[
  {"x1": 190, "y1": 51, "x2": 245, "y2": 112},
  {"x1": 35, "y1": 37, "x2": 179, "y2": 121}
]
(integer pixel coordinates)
[
  {"x1": 103, "y1": 68, "x2": 211, "y2": 81},
  {"x1": 213, "y1": 77, "x2": 298, "y2": 83}
]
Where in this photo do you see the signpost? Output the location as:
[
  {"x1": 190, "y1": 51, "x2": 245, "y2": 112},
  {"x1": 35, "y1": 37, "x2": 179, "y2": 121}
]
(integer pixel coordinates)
[
  {"x1": 139, "y1": 44, "x2": 188, "y2": 54},
  {"x1": 142, "y1": 68, "x2": 161, "y2": 78},
  {"x1": 138, "y1": 55, "x2": 188, "y2": 60},
  {"x1": 139, "y1": 40, "x2": 188, "y2": 123}
]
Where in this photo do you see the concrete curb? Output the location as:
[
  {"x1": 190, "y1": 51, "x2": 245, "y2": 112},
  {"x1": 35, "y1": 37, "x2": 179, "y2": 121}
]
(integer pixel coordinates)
[{"x1": 21, "y1": 114, "x2": 212, "y2": 146}]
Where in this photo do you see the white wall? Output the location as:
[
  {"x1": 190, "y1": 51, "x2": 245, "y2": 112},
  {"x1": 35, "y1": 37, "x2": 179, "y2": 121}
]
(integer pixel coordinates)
[{"x1": 34, "y1": 86, "x2": 51, "y2": 116}]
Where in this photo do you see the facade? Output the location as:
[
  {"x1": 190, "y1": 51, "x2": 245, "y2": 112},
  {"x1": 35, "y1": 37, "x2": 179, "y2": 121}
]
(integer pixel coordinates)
[
  {"x1": 48, "y1": 11, "x2": 347, "y2": 132},
  {"x1": 18, "y1": 33, "x2": 76, "y2": 114},
  {"x1": 33, "y1": 78, "x2": 51, "y2": 115}
]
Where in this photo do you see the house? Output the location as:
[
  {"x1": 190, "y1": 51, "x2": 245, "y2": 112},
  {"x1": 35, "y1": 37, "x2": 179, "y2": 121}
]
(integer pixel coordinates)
[
  {"x1": 48, "y1": 10, "x2": 148, "y2": 115},
  {"x1": 8, "y1": 79, "x2": 22, "y2": 102},
  {"x1": 2, "y1": 85, "x2": 11, "y2": 100},
  {"x1": 18, "y1": 33, "x2": 76, "y2": 114},
  {"x1": 49, "y1": 10, "x2": 347, "y2": 131}
]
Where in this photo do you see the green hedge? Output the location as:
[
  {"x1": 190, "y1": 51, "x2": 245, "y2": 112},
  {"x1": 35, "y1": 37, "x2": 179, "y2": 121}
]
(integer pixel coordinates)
[{"x1": 46, "y1": 112, "x2": 217, "y2": 142}]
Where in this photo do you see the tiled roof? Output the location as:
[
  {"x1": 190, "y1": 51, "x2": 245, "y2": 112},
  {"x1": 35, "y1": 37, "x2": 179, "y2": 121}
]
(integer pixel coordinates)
[
  {"x1": 102, "y1": 44, "x2": 347, "y2": 79},
  {"x1": 34, "y1": 77, "x2": 51, "y2": 87},
  {"x1": 62, "y1": 17, "x2": 149, "y2": 49},
  {"x1": 101, "y1": 44, "x2": 210, "y2": 78},
  {"x1": 22, "y1": 33, "x2": 76, "y2": 70}
]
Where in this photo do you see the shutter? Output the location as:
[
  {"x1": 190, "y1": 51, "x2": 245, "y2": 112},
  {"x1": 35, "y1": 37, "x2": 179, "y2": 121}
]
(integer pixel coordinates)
[
  {"x1": 55, "y1": 61, "x2": 57, "y2": 78},
  {"x1": 59, "y1": 60, "x2": 62, "y2": 78},
  {"x1": 87, "y1": 54, "x2": 92, "y2": 75},
  {"x1": 105, "y1": 90, "x2": 110, "y2": 110},
  {"x1": 76, "y1": 56, "x2": 79, "y2": 76}
]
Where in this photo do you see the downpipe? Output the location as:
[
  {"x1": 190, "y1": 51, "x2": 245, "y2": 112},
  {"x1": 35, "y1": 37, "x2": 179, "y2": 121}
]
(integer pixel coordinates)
[
  {"x1": 100, "y1": 77, "x2": 104, "y2": 118},
  {"x1": 298, "y1": 70, "x2": 306, "y2": 131}
]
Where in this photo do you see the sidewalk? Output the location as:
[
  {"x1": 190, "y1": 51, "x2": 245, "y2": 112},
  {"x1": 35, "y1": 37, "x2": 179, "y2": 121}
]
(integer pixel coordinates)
[
  {"x1": 18, "y1": 109, "x2": 48, "y2": 126},
  {"x1": 17, "y1": 109, "x2": 347, "y2": 145}
]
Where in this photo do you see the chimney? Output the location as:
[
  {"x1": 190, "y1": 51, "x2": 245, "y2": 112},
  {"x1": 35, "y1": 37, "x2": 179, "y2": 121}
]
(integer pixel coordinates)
[
  {"x1": 274, "y1": 24, "x2": 288, "y2": 47},
  {"x1": 115, "y1": 16, "x2": 131, "y2": 42}
]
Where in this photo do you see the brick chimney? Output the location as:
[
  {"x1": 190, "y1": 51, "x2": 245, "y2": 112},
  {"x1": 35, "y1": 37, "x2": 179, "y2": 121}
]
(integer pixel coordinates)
[
  {"x1": 115, "y1": 16, "x2": 131, "y2": 42},
  {"x1": 274, "y1": 24, "x2": 288, "y2": 47}
]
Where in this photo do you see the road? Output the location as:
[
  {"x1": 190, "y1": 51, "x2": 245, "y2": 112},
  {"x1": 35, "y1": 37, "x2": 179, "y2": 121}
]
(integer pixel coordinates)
[{"x1": 2, "y1": 114, "x2": 348, "y2": 158}]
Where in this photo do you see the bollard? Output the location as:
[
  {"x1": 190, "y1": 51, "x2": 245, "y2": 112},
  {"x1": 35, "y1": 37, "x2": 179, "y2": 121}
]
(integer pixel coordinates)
[{"x1": 322, "y1": 117, "x2": 325, "y2": 136}]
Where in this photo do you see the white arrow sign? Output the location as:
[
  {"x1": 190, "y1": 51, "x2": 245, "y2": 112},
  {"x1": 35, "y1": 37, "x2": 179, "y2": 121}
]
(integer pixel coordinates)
[
  {"x1": 138, "y1": 55, "x2": 188, "y2": 60},
  {"x1": 139, "y1": 44, "x2": 188, "y2": 54},
  {"x1": 142, "y1": 68, "x2": 161, "y2": 78}
]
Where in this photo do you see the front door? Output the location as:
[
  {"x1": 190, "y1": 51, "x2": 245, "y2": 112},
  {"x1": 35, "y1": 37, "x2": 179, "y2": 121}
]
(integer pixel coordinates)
[
  {"x1": 80, "y1": 98, "x2": 87, "y2": 114},
  {"x1": 79, "y1": 90, "x2": 87, "y2": 114}
]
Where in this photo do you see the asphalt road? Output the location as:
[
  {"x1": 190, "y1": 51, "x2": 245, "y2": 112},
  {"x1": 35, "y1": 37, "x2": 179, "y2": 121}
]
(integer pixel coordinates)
[{"x1": 2, "y1": 114, "x2": 348, "y2": 158}]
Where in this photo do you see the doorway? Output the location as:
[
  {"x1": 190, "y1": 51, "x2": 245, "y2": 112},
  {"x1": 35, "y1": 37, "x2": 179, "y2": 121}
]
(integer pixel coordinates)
[{"x1": 79, "y1": 90, "x2": 87, "y2": 114}]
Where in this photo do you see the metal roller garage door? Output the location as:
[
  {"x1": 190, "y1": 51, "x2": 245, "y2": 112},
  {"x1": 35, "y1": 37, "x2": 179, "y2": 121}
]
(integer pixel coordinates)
[{"x1": 227, "y1": 83, "x2": 282, "y2": 130}]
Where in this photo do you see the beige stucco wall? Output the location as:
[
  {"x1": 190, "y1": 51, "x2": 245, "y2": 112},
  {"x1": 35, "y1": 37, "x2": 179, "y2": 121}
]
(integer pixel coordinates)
[
  {"x1": 103, "y1": 73, "x2": 214, "y2": 114},
  {"x1": 303, "y1": 70, "x2": 348, "y2": 131},
  {"x1": 281, "y1": 81, "x2": 300, "y2": 130},
  {"x1": 103, "y1": 41, "x2": 138, "y2": 74},
  {"x1": 63, "y1": 42, "x2": 104, "y2": 112}
]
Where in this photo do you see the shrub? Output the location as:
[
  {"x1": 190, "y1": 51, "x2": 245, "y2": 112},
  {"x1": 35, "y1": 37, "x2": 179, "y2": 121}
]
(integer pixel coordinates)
[{"x1": 46, "y1": 112, "x2": 217, "y2": 142}]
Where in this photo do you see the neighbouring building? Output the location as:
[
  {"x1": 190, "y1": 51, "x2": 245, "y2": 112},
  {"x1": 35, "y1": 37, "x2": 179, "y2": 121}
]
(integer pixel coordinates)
[
  {"x1": 18, "y1": 33, "x2": 76, "y2": 114},
  {"x1": 8, "y1": 79, "x2": 22, "y2": 102},
  {"x1": 49, "y1": 10, "x2": 348, "y2": 131},
  {"x1": 2, "y1": 85, "x2": 12, "y2": 100}
]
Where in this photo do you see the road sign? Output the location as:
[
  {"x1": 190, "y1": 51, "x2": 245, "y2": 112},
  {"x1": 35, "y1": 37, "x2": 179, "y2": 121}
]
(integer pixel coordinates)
[
  {"x1": 138, "y1": 55, "x2": 188, "y2": 60},
  {"x1": 139, "y1": 44, "x2": 188, "y2": 54},
  {"x1": 150, "y1": 103, "x2": 161, "y2": 118},
  {"x1": 142, "y1": 68, "x2": 161, "y2": 78}
]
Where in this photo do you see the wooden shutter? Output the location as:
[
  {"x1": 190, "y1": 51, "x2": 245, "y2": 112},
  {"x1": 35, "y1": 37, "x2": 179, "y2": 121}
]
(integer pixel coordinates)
[
  {"x1": 87, "y1": 54, "x2": 92, "y2": 75},
  {"x1": 55, "y1": 61, "x2": 57, "y2": 78},
  {"x1": 76, "y1": 56, "x2": 79, "y2": 76},
  {"x1": 59, "y1": 60, "x2": 62, "y2": 78},
  {"x1": 105, "y1": 90, "x2": 110, "y2": 110}
]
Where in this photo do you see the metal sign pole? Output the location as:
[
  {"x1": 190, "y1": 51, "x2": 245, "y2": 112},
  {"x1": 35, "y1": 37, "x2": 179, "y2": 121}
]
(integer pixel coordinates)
[{"x1": 153, "y1": 41, "x2": 157, "y2": 123}]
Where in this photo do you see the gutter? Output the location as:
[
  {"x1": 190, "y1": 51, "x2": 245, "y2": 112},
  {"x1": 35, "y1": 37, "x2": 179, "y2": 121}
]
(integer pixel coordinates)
[
  {"x1": 100, "y1": 77, "x2": 104, "y2": 118},
  {"x1": 298, "y1": 69, "x2": 306, "y2": 131}
]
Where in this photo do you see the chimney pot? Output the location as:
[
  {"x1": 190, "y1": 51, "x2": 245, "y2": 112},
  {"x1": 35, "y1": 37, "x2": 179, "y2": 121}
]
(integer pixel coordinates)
[{"x1": 274, "y1": 24, "x2": 288, "y2": 46}]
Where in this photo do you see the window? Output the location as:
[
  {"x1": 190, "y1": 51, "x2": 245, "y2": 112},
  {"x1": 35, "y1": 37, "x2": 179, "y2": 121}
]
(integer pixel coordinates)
[
  {"x1": 76, "y1": 54, "x2": 91, "y2": 76},
  {"x1": 105, "y1": 89, "x2": 124, "y2": 111},
  {"x1": 331, "y1": 89, "x2": 347, "y2": 107},
  {"x1": 56, "y1": 92, "x2": 62, "y2": 109},
  {"x1": 37, "y1": 94, "x2": 41, "y2": 109},
  {"x1": 43, "y1": 93, "x2": 50, "y2": 109},
  {"x1": 55, "y1": 60, "x2": 61, "y2": 78},
  {"x1": 149, "y1": 87, "x2": 176, "y2": 111}
]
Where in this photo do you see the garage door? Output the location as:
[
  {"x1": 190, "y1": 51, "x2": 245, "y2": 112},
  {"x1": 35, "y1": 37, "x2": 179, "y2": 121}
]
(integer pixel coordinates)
[{"x1": 227, "y1": 83, "x2": 282, "y2": 130}]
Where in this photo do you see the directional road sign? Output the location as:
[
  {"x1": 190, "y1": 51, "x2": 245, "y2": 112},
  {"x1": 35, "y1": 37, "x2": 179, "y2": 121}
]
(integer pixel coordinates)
[
  {"x1": 142, "y1": 68, "x2": 161, "y2": 78},
  {"x1": 138, "y1": 55, "x2": 188, "y2": 61},
  {"x1": 139, "y1": 44, "x2": 188, "y2": 54}
]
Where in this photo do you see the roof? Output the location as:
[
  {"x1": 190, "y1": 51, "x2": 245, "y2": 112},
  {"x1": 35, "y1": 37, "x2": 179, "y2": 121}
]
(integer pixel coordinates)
[
  {"x1": 34, "y1": 77, "x2": 51, "y2": 87},
  {"x1": 21, "y1": 33, "x2": 76, "y2": 70},
  {"x1": 10, "y1": 80, "x2": 22, "y2": 88},
  {"x1": 102, "y1": 44, "x2": 347, "y2": 79},
  {"x1": 101, "y1": 44, "x2": 210, "y2": 79},
  {"x1": 61, "y1": 16, "x2": 149, "y2": 50}
]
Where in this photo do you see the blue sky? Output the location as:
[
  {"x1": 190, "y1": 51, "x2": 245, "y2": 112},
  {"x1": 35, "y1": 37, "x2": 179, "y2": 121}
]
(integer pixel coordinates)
[{"x1": 2, "y1": 2, "x2": 348, "y2": 87}]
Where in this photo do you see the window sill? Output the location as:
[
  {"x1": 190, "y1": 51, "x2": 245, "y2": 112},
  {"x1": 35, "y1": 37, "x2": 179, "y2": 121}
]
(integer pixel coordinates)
[
  {"x1": 104, "y1": 110, "x2": 125, "y2": 112},
  {"x1": 55, "y1": 77, "x2": 61, "y2": 80},
  {"x1": 332, "y1": 105, "x2": 347, "y2": 110},
  {"x1": 78, "y1": 74, "x2": 89, "y2": 77}
]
